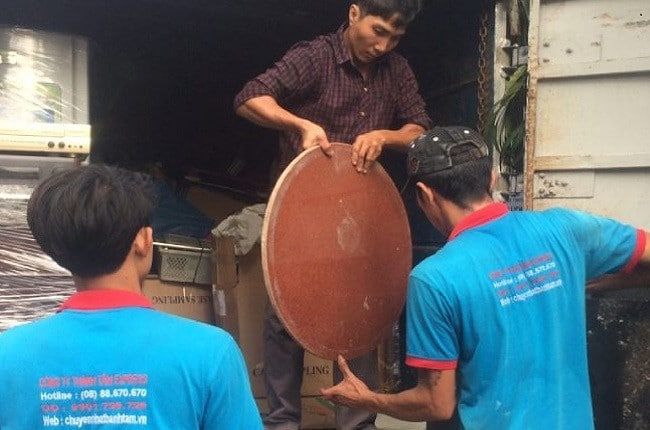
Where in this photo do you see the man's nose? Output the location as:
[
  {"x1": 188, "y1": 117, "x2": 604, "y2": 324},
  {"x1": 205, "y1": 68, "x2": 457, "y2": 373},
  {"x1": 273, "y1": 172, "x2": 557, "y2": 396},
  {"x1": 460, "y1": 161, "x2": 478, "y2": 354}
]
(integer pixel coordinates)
[{"x1": 375, "y1": 38, "x2": 390, "y2": 54}]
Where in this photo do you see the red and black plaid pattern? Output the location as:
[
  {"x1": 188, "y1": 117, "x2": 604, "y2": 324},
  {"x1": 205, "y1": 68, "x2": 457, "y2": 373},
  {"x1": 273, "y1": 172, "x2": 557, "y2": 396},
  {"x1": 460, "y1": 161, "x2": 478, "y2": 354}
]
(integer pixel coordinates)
[{"x1": 234, "y1": 25, "x2": 432, "y2": 172}]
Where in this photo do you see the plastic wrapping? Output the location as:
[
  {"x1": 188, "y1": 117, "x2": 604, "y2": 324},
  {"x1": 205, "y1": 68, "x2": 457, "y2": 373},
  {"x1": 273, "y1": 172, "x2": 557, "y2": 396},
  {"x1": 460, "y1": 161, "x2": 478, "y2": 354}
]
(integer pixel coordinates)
[
  {"x1": 0, "y1": 27, "x2": 90, "y2": 156},
  {"x1": 212, "y1": 204, "x2": 266, "y2": 256},
  {"x1": 0, "y1": 174, "x2": 220, "y2": 331},
  {"x1": 0, "y1": 27, "x2": 88, "y2": 125},
  {"x1": 0, "y1": 188, "x2": 73, "y2": 332}
]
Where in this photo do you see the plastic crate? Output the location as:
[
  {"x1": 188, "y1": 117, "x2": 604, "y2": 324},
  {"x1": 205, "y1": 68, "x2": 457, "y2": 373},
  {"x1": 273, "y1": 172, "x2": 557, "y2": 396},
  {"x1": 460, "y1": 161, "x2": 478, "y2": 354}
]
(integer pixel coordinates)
[{"x1": 157, "y1": 246, "x2": 212, "y2": 285}]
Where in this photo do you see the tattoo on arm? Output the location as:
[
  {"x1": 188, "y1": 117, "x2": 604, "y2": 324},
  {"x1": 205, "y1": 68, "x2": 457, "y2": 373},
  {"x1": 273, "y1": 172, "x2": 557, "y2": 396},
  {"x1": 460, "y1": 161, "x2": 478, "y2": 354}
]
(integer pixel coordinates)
[{"x1": 421, "y1": 370, "x2": 442, "y2": 387}]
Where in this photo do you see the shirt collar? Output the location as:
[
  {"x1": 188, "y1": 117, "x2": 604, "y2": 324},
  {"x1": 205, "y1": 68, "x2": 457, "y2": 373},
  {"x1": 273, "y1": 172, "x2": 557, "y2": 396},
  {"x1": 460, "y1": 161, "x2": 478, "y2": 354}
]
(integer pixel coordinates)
[
  {"x1": 448, "y1": 202, "x2": 509, "y2": 241},
  {"x1": 333, "y1": 24, "x2": 352, "y2": 64},
  {"x1": 59, "y1": 289, "x2": 153, "y2": 311}
]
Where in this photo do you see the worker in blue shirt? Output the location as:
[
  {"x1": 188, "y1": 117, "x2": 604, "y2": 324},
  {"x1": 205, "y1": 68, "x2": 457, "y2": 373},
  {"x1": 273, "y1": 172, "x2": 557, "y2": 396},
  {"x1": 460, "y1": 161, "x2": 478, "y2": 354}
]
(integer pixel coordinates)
[
  {"x1": 0, "y1": 164, "x2": 263, "y2": 430},
  {"x1": 322, "y1": 126, "x2": 649, "y2": 429}
]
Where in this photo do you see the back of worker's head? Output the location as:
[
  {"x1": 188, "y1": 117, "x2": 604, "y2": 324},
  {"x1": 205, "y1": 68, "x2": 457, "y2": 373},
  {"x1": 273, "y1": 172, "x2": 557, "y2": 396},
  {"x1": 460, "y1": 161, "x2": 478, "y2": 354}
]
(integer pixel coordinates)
[
  {"x1": 352, "y1": 0, "x2": 423, "y2": 27},
  {"x1": 27, "y1": 164, "x2": 155, "y2": 278},
  {"x1": 406, "y1": 126, "x2": 493, "y2": 209}
]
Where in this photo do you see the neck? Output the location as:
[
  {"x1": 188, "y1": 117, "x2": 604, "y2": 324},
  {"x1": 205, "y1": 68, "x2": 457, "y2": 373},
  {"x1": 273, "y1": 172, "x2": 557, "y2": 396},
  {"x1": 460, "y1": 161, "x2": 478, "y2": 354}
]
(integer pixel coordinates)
[
  {"x1": 447, "y1": 196, "x2": 495, "y2": 230},
  {"x1": 343, "y1": 26, "x2": 353, "y2": 57},
  {"x1": 74, "y1": 265, "x2": 144, "y2": 294}
]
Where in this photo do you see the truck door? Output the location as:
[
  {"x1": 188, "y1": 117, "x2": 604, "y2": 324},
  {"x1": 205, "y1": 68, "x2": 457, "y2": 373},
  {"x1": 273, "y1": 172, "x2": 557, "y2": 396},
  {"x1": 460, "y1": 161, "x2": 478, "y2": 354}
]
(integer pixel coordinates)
[
  {"x1": 526, "y1": 0, "x2": 650, "y2": 231},
  {"x1": 525, "y1": 2, "x2": 649, "y2": 428}
]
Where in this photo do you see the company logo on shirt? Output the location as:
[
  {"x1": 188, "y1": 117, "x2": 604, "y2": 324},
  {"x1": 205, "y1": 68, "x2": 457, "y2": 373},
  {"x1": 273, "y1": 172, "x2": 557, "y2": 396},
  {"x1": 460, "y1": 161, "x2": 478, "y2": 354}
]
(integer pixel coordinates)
[
  {"x1": 488, "y1": 253, "x2": 563, "y2": 307},
  {"x1": 38, "y1": 373, "x2": 149, "y2": 427}
]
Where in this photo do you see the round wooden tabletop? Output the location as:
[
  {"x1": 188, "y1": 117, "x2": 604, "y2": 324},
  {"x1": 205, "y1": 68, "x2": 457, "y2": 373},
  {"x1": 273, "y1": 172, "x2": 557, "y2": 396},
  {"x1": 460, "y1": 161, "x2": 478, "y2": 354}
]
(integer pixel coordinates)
[{"x1": 262, "y1": 144, "x2": 412, "y2": 359}]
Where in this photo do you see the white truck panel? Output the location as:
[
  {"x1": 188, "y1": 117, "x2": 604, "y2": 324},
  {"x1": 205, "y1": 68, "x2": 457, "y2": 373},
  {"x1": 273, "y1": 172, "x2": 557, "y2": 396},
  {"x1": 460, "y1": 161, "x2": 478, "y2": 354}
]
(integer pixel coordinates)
[{"x1": 526, "y1": 0, "x2": 650, "y2": 230}]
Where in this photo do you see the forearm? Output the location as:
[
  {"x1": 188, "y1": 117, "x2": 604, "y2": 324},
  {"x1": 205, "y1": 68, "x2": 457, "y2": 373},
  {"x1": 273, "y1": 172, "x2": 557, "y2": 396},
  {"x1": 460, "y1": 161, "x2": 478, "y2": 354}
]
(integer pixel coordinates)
[
  {"x1": 378, "y1": 124, "x2": 426, "y2": 150},
  {"x1": 365, "y1": 386, "x2": 453, "y2": 422},
  {"x1": 589, "y1": 230, "x2": 650, "y2": 292},
  {"x1": 322, "y1": 358, "x2": 455, "y2": 423},
  {"x1": 588, "y1": 262, "x2": 650, "y2": 292},
  {"x1": 236, "y1": 95, "x2": 308, "y2": 133}
]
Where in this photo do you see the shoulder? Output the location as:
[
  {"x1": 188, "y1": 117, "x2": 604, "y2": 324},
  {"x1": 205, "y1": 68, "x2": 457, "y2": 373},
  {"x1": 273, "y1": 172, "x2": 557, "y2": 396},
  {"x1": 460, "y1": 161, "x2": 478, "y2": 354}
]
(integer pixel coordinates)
[
  {"x1": 527, "y1": 206, "x2": 584, "y2": 223},
  {"x1": 150, "y1": 311, "x2": 233, "y2": 343},
  {"x1": 537, "y1": 206, "x2": 577, "y2": 221},
  {"x1": 409, "y1": 235, "x2": 498, "y2": 295},
  {"x1": 407, "y1": 253, "x2": 462, "y2": 318},
  {"x1": 413, "y1": 240, "x2": 477, "y2": 274},
  {"x1": 409, "y1": 249, "x2": 459, "y2": 294},
  {"x1": 386, "y1": 51, "x2": 409, "y2": 64},
  {"x1": 410, "y1": 253, "x2": 444, "y2": 284},
  {"x1": 528, "y1": 207, "x2": 596, "y2": 234},
  {"x1": 0, "y1": 314, "x2": 60, "y2": 356},
  {"x1": 480, "y1": 207, "x2": 581, "y2": 235},
  {"x1": 384, "y1": 52, "x2": 414, "y2": 74},
  {"x1": 283, "y1": 34, "x2": 332, "y2": 63},
  {"x1": 142, "y1": 311, "x2": 241, "y2": 366}
]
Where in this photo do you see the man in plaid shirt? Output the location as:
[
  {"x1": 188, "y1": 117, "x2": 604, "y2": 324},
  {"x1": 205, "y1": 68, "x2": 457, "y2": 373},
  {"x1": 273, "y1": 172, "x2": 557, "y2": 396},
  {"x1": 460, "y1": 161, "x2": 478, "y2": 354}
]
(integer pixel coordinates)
[{"x1": 234, "y1": 1, "x2": 431, "y2": 429}]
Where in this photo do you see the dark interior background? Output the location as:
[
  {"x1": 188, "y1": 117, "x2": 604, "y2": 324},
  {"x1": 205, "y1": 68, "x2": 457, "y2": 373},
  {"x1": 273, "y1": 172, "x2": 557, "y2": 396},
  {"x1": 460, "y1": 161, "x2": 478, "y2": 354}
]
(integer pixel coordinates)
[
  {"x1": 3, "y1": 6, "x2": 649, "y2": 428},
  {"x1": 0, "y1": 0, "x2": 487, "y2": 247}
]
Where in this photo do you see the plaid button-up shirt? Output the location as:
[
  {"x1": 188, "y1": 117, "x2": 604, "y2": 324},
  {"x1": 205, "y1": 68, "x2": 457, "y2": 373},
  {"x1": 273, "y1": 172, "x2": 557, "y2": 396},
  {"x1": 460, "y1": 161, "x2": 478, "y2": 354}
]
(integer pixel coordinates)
[{"x1": 234, "y1": 25, "x2": 432, "y2": 173}]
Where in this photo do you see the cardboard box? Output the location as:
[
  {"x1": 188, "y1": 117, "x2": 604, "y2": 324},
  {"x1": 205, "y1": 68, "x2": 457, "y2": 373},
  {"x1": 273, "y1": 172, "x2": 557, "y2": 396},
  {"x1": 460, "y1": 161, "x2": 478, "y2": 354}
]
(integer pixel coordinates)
[
  {"x1": 186, "y1": 185, "x2": 250, "y2": 223},
  {"x1": 161, "y1": 186, "x2": 335, "y2": 428},
  {"x1": 142, "y1": 277, "x2": 215, "y2": 325},
  {"x1": 215, "y1": 242, "x2": 335, "y2": 429},
  {"x1": 256, "y1": 398, "x2": 335, "y2": 429}
]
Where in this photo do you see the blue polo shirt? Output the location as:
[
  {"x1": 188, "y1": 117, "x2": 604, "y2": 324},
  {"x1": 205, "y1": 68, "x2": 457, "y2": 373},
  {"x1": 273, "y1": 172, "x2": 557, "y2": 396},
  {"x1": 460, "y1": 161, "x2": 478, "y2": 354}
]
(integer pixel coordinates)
[
  {"x1": 406, "y1": 203, "x2": 645, "y2": 430},
  {"x1": 0, "y1": 289, "x2": 263, "y2": 430}
]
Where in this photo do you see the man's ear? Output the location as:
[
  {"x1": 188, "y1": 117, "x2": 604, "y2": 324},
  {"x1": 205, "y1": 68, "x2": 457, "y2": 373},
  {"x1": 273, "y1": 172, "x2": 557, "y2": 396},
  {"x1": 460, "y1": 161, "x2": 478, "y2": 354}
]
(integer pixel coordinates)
[
  {"x1": 415, "y1": 181, "x2": 435, "y2": 205},
  {"x1": 133, "y1": 227, "x2": 153, "y2": 257},
  {"x1": 490, "y1": 168, "x2": 499, "y2": 194},
  {"x1": 349, "y1": 3, "x2": 361, "y2": 24}
]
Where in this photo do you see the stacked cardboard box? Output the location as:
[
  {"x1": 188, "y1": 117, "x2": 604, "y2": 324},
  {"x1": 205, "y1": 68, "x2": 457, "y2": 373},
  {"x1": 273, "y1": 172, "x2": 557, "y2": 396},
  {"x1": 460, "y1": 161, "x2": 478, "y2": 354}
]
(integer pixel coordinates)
[
  {"x1": 142, "y1": 277, "x2": 215, "y2": 325},
  {"x1": 145, "y1": 186, "x2": 335, "y2": 428}
]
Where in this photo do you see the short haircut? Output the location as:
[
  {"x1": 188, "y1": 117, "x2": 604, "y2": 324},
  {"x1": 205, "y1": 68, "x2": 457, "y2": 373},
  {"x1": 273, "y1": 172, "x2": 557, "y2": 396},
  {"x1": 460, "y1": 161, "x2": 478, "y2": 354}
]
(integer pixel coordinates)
[
  {"x1": 416, "y1": 144, "x2": 493, "y2": 209},
  {"x1": 352, "y1": 0, "x2": 423, "y2": 26},
  {"x1": 27, "y1": 164, "x2": 155, "y2": 278}
]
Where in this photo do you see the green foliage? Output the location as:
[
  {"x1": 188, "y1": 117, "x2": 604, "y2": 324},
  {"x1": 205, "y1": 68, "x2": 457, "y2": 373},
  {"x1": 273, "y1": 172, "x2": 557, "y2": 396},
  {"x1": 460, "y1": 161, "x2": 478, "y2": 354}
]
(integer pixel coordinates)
[
  {"x1": 485, "y1": 0, "x2": 530, "y2": 175},
  {"x1": 485, "y1": 64, "x2": 528, "y2": 174}
]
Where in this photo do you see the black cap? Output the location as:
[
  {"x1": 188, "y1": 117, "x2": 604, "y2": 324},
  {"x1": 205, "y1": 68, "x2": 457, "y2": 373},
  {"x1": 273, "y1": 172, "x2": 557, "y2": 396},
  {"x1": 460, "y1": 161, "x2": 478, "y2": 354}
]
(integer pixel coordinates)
[
  {"x1": 407, "y1": 126, "x2": 489, "y2": 177},
  {"x1": 401, "y1": 126, "x2": 489, "y2": 193}
]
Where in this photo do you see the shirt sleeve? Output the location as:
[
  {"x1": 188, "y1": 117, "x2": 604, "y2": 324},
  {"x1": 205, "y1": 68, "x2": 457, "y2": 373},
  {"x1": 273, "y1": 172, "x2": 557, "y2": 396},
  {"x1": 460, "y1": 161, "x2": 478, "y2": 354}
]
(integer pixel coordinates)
[
  {"x1": 233, "y1": 40, "x2": 322, "y2": 110},
  {"x1": 405, "y1": 274, "x2": 459, "y2": 370},
  {"x1": 203, "y1": 336, "x2": 263, "y2": 430},
  {"x1": 391, "y1": 56, "x2": 432, "y2": 129},
  {"x1": 558, "y1": 209, "x2": 646, "y2": 279}
]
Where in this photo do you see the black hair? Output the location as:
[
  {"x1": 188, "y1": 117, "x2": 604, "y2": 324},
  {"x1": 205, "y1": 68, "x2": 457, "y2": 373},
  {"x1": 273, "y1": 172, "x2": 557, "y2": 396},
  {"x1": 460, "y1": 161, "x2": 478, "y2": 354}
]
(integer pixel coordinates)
[
  {"x1": 352, "y1": 0, "x2": 423, "y2": 26},
  {"x1": 416, "y1": 144, "x2": 493, "y2": 209},
  {"x1": 27, "y1": 164, "x2": 155, "y2": 278}
]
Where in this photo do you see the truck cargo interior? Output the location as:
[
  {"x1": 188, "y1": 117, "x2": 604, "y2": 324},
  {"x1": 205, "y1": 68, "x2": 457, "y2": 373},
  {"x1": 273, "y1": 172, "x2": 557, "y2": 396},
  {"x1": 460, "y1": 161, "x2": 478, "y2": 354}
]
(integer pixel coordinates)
[
  {"x1": 2, "y1": 1, "x2": 647, "y2": 429},
  {"x1": 1, "y1": 0, "x2": 485, "y2": 248}
]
